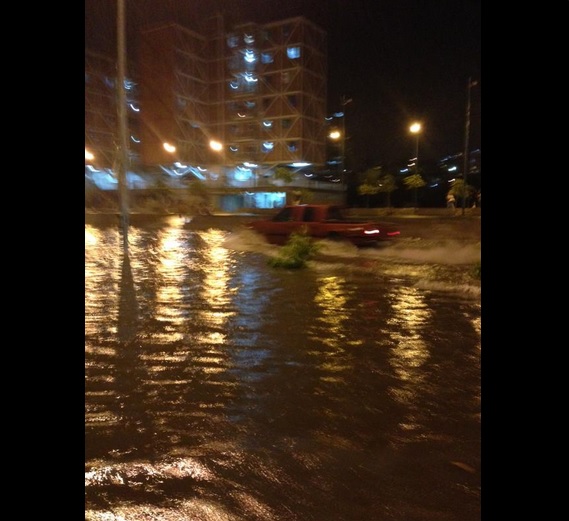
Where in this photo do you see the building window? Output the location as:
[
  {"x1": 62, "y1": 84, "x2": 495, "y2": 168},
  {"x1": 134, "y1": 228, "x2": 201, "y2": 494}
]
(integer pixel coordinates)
[
  {"x1": 243, "y1": 49, "x2": 257, "y2": 64},
  {"x1": 287, "y1": 46, "x2": 301, "y2": 59},
  {"x1": 227, "y1": 34, "x2": 238, "y2": 48},
  {"x1": 261, "y1": 52, "x2": 273, "y2": 64}
]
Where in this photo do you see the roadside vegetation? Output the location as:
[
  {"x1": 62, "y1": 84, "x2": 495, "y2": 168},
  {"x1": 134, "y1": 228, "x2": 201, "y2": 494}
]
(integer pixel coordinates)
[{"x1": 268, "y1": 228, "x2": 321, "y2": 269}]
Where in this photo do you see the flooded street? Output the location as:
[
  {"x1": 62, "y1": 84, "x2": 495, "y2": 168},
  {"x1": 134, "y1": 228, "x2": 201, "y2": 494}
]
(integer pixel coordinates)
[{"x1": 85, "y1": 215, "x2": 481, "y2": 521}]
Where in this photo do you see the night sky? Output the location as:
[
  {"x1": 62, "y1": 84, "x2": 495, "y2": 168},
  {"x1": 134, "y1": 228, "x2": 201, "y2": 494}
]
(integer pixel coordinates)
[{"x1": 85, "y1": 0, "x2": 481, "y2": 170}]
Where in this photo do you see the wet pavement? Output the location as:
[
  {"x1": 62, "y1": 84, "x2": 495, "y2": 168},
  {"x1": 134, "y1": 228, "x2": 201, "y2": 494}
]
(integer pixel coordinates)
[{"x1": 85, "y1": 215, "x2": 481, "y2": 520}]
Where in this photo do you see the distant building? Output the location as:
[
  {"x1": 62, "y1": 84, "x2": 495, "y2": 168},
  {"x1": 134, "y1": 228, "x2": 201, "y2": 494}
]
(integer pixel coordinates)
[{"x1": 85, "y1": 15, "x2": 342, "y2": 210}]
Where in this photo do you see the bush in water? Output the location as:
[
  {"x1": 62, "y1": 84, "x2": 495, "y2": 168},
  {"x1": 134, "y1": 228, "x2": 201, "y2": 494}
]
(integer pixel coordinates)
[{"x1": 268, "y1": 227, "x2": 321, "y2": 269}]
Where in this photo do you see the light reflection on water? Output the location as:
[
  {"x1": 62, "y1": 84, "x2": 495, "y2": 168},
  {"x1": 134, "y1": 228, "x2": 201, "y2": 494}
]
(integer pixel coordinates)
[{"x1": 85, "y1": 218, "x2": 481, "y2": 521}]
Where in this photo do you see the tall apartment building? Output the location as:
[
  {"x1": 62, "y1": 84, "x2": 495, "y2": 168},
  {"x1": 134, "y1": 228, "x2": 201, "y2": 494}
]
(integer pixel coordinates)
[
  {"x1": 85, "y1": 50, "x2": 141, "y2": 169},
  {"x1": 138, "y1": 15, "x2": 328, "y2": 176},
  {"x1": 87, "y1": 14, "x2": 343, "y2": 209},
  {"x1": 85, "y1": 51, "x2": 118, "y2": 168}
]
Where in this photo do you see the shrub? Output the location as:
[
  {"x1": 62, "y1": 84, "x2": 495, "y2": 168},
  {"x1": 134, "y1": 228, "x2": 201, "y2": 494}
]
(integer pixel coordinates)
[{"x1": 268, "y1": 227, "x2": 321, "y2": 269}]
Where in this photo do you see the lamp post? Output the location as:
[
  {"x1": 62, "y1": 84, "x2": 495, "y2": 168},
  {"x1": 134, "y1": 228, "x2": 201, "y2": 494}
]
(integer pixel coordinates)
[
  {"x1": 117, "y1": 0, "x2": 130, "y2": 248},
  {"x1": 328, "y1": 129, "x2": 342, "y2": 179},
  {"x1": 462, "y1": 77, "x2": 478, "y2": 216},
  {"x1": 409, "y1": 122, "x2": 422, "y2": 208},
  {"x1": 209, "y1": 139, "x2": 224, "y2": 169},
  {"x1": 409, "y1": 122, "x2": 422, "y2": 175}
]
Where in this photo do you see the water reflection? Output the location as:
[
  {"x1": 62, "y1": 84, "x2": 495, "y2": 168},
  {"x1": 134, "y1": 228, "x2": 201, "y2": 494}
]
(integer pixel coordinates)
[
  {"x1": 311, "y1": 275, "x2": 355, "y2": 350},
  {"x1": 86, "y1": 219, "x2": 481, "y2": 521}
]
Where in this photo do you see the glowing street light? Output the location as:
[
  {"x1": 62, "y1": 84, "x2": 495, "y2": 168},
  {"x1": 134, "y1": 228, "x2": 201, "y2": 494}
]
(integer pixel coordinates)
[
  {"x1": 209, "y1": 139, "x2": 223, "y2": 152},
  {"x1": 209, "y1": 139, "x2": 227, "y2": 178},
  {"x1": 409, "y1": 122, "x2": 422, "y2": 175},
  {"x1": 163, "y1": 142, "x2": 177, "y2": 154},
  {"x1": 328, "y1": 129, "x2": 341, "y2": 141}
]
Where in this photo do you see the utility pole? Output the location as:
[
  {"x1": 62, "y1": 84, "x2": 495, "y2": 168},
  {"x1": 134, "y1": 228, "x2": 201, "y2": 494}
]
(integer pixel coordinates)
[
  {"x1": 117, "y1": 0, "x2": 130, "y2": 247},
  {"x1": 462, "y1": 78, "x2": 478, "y2": 216}
]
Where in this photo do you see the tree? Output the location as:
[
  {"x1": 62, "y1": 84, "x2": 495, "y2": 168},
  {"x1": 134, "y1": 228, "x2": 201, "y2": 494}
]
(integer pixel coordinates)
[
  {"x1": 448, "y1": 178, "x2": 476, "y2": 208},
  {"x1": 356, "y1": 167, "x2": 381, "y2": 207},
  {"x1": 376, "y1": 172, "x2": 397, "y2": 208},
  {"x1": 273, "y1": 166, "x2": 295, "y2": 184},
  {"x1": 357, "y1": 183, "x2": 379, "y2": 208},
  {"x1": 403, "y1": 173, "x2": 426, "y2": 207}
]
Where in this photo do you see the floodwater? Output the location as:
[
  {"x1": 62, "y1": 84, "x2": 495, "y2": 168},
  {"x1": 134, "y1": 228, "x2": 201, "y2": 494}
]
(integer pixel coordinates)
[{"x1": 85, "y1": 215, "x2": 481, "y2": 521}]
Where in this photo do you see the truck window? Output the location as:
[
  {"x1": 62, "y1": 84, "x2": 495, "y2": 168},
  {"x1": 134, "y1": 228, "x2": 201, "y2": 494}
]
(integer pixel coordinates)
[
  {"x1": 303, "y1": 207, "x2": 316, "y2": 222},
  {"x1": 273, "y1": 208, "x2": 293, "y2": 221},
  {"x1": 327, "y1": 207, "x2": 344, "y2": 221}
]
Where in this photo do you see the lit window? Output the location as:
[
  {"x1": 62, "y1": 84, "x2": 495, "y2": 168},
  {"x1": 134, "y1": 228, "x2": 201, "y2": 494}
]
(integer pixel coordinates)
[
  {"x1": 261, "y1": 52, "x2": 273, "y2": 64},
  {"x1": 288, "y1": 141, "x2": 297, "y2": 152},
  {"x1": 244, "y1": 49, "x2": 257, "y2": 63},
  {"x1": 262, "y1": 142, "x2": 274, "y2": 152},
  {"x1": 243, "y1": 72, "x2": 258, "y2": 83},
  {"x1": 227, "y1": 34, "x2": 238, "y2": 48},
  {"x1": 287, "y1": 46, "x2": 301, "y2": 59}
]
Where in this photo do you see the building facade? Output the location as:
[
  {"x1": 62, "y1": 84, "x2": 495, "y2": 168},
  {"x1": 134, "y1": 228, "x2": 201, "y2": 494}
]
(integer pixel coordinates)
[{"x1": 86, "y1": 15, "x2": 343, "y2": 210}]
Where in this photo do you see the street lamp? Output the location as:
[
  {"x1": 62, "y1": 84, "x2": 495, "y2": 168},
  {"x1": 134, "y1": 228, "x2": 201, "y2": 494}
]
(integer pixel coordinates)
[
  {"x1": 409, "y1": 122, "x2": 422, "y2": 208},
  {"x1": 409, "y1": 122, "x2": 422, "y2": 175},
  {"x1": 328, "y1": 129, "x2": 342, "y2": 178},
  {"x1": 209, "y1": 139, "x2": 225, "y2": 176},
  {"x1": 163, "y1": 142, "x2": 177, "y2": 154}
]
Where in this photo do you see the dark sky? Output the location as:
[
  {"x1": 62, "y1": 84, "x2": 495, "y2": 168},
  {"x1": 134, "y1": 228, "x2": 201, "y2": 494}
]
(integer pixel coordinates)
[{"x1": 85, "y1": 0, "x2": 481, "y2": 170}]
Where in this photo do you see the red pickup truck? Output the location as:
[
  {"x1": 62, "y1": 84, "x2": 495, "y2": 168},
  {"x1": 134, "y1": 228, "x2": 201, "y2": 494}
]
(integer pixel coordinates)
[{"x1": 247, "y1": 204, "x2": 400, "y2": 246}]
